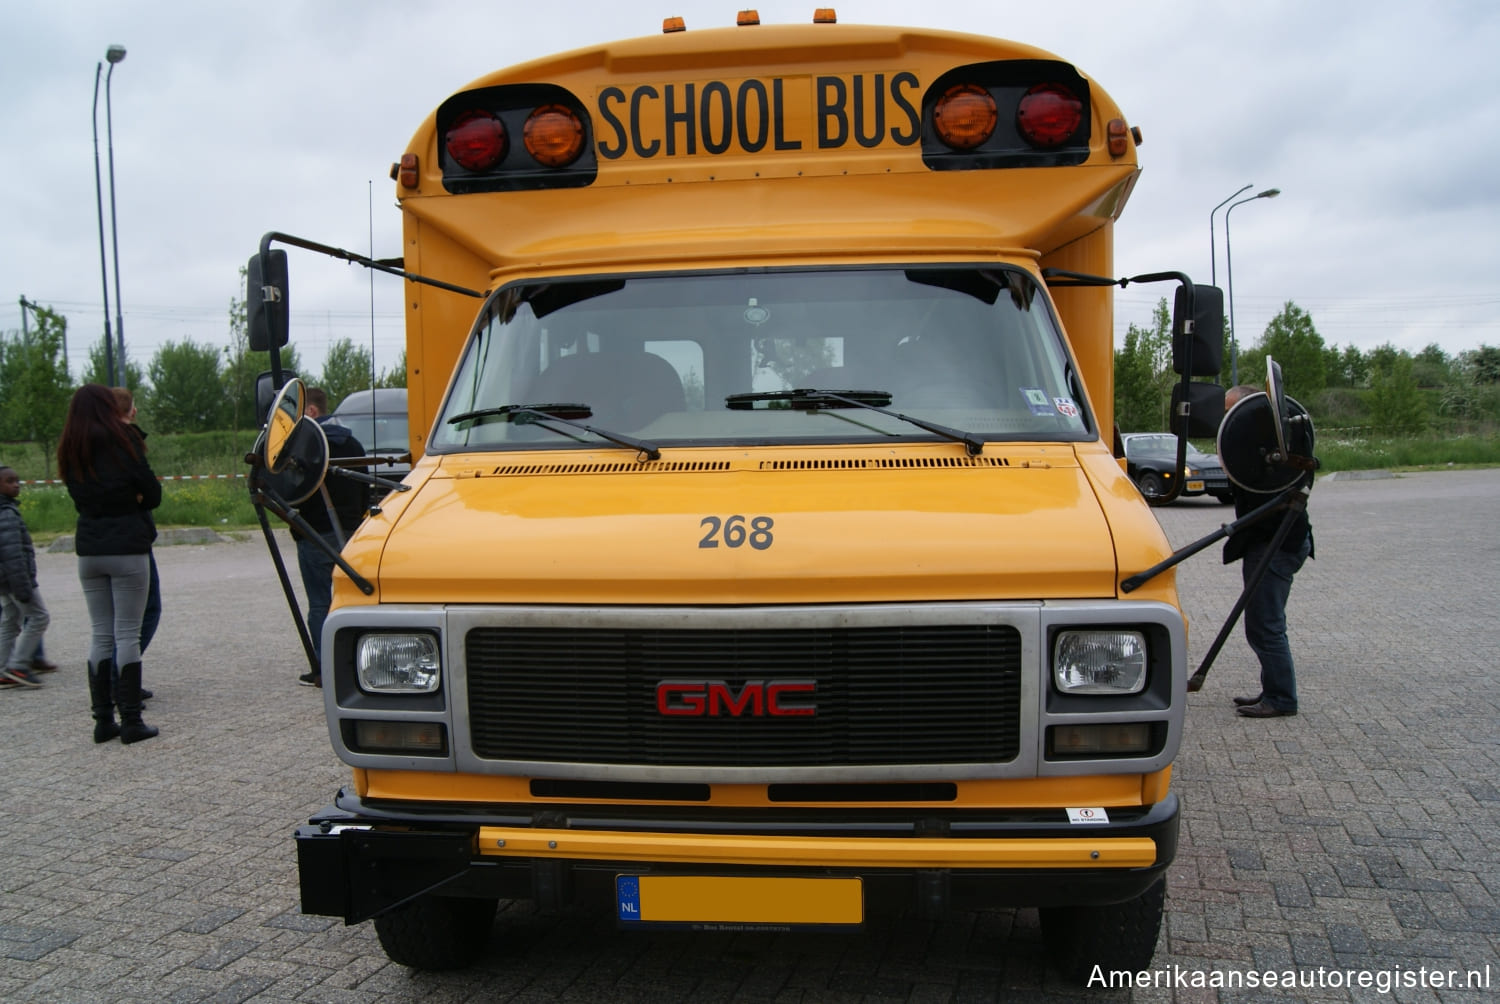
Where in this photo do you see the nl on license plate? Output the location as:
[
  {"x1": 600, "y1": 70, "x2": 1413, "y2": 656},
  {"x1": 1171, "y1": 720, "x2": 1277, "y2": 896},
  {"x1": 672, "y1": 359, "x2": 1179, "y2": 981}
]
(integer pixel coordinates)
[
  {"x1": 616, "y1": 875, "x2": 863, "y2": 930},
  {"x1": 1186, "y1": 480, "x2": 1205, "y2": 492}
]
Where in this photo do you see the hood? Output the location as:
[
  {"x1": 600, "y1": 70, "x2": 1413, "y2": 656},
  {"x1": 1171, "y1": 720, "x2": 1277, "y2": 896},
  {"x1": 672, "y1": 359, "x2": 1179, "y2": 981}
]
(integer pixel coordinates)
[{"x1": 367, "y1": 446, "x2": 1118, "y2": 605}]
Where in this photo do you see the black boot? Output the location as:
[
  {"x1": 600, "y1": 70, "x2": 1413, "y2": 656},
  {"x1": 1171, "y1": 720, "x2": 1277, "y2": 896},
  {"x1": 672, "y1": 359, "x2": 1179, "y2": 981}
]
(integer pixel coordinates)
[
  {"x1": 116, "y1": 662, "x2": 158, "y2": 745},
  {"x1": 89, "y1": 660, "x2": 120, "y2": 743}
]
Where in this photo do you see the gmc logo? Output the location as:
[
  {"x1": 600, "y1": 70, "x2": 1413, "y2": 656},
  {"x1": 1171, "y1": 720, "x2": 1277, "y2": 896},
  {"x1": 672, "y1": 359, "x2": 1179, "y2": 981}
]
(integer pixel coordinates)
[{"x1": 656, "y1": 679, "x2": 817, "y2": 717}]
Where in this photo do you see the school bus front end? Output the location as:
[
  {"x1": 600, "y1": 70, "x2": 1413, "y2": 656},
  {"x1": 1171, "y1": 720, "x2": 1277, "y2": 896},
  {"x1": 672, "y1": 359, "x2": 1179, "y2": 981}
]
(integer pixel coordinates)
[{"x1": 291, "y1": 17, "x2": 1189, "y2": 982}]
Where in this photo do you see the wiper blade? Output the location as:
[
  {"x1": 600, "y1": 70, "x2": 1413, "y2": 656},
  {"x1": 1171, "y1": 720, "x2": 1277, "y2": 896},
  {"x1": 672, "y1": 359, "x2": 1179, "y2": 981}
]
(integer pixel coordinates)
[
  {"x1": 723, "y1": 388, "x2": 985, "y2": 456},
  {"x1": 725, "y1": 388, "x2": 893, "y2": 410},
  {"x1": 445, "y1": 402, "x2": 662, "y2": 461}
]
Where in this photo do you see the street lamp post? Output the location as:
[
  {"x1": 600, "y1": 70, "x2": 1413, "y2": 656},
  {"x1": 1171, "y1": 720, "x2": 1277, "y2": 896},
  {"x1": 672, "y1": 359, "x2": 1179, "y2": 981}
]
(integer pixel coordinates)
[
  {"x1": 1209, "y1": 184, "x2": 1252, "y2": 287},
  {"x1": 1225, "y1": 187, "x2": 1281, "y2": 386},
  {"x1": 104, "y1": 44, "x2": 127, "y2": 388},
  {"x1": 91, "y1": 56, "x2": 118, "y2": 386}
]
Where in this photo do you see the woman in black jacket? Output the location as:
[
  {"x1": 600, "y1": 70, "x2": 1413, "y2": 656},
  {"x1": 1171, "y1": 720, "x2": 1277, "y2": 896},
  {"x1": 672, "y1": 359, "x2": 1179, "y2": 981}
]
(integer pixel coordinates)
[{"x1": 57, "y1": 384, "x2": 162, "y2": 744}]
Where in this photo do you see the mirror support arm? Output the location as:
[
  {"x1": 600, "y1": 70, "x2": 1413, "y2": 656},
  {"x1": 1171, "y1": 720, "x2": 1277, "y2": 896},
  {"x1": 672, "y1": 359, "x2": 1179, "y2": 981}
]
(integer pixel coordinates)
[{"x1": 251, "y1": 472, "x2": 376, "y2": 597}]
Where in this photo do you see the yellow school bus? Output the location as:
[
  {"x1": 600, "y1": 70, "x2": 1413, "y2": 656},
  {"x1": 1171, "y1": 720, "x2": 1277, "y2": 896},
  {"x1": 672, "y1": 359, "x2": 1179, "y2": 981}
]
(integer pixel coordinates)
[{"x1": 263, "y1": 9, "x2": 1222, "y2": 983}]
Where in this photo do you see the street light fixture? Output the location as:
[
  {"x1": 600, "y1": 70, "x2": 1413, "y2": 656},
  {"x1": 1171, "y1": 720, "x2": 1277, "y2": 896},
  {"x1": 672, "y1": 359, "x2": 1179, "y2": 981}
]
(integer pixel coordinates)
[
  {"x1": 91, "y1": 53, "x2": 120, "y2": 386},
  {"x1": 1225, "y1": 187, "x2": 1281, "y2": 386},
  {"x1": 104, "y1": 44, "x2": 128, "y2": 388},
  {"x1": 1208, "y1": 184, "x2": 1252, "y2": 287}
]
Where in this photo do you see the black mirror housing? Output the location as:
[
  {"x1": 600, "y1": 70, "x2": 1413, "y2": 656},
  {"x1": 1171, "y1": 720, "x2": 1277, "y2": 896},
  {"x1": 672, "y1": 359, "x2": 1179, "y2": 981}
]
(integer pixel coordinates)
[
  {"x1": 1170, "y1": 381, "x2": 1225, "y2": 439},
  {"x1": 255, "y1": 369, "x2": 297, "y2": 424},
  {"x1": 247, "y1": 250, "x2": 289, "y2": 351},
  {"x1": 1172, "y1": 284, "x2": 1224, "y2": 377}
]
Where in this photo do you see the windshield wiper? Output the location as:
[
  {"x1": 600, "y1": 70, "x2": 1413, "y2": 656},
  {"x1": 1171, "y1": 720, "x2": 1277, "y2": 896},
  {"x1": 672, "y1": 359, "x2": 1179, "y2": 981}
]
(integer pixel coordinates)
[
  {"x1": 445, "y1": 403, "x2": 662, "y2": 461},
  {"x1": 724, "y1": 388, "x2": 985, "y2": 456}
]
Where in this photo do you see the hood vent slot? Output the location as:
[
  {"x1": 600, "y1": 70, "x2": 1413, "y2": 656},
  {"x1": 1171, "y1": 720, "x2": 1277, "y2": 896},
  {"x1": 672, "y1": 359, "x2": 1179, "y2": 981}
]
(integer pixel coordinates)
[
  {"x1": 759, "y1": 456, "x2": 1011, "y2": 470},
  {"x1": 483, "y1": 460, "x2": 733, "y2": 476}
]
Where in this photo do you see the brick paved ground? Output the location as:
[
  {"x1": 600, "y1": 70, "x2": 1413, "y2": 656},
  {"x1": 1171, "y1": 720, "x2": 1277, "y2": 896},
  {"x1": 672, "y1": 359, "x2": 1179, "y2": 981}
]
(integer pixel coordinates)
[{"x1": 1, "y1": 470, "x2": 1496, "y2": 1002}]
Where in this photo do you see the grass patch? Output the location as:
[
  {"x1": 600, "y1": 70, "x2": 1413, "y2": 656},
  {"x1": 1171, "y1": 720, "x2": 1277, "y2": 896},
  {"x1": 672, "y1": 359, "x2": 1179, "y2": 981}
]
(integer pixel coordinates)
[
  {"x1": 20, "y1": 479, "x2": 258, "y2": 540},
  {"x1": 1315, "y1": 432, "x2": 1500, "y2": 472}
]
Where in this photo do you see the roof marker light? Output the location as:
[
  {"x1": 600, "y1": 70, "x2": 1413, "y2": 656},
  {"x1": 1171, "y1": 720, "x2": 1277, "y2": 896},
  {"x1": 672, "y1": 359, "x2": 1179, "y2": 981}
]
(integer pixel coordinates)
[
  {"x1": 813, "y1": 8, "x2": 837, "y2": 22},
  {"x1": 1107, "y1": 118, "x2": 1129, "y2": 157},
  {"x1": 397, "y1": 153, "x2": 419, "y2": 188},
  {"x1": 662, "y1": 16, "x2": 685, "y2": 33},
  {"x1": 737, "y1": 9, "x2": 760, "y2": 25}
]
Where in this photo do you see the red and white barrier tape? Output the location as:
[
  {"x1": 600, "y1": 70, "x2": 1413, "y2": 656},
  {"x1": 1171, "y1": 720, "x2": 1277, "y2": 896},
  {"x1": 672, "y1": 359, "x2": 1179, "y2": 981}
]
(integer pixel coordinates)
[{"x1": 22, "y1": 473, "x2": 248, "y2": 486}]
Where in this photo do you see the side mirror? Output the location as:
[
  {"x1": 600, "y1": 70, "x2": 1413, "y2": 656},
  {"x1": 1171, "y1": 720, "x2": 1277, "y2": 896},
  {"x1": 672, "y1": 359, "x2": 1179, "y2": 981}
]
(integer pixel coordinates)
[
  {"x1": 1170, "y1": 381, "x2": 1225, "y2": 439},
  {"x1": 247, "y1": 250, "x2": 289, "y2": 351},
  {"x1": 255, "y1": 370, "x2": 297, "y2": 424},
  {"x1": 264, "y1": 378, "x2": 306, "y2": 473},
  {"x1": 1172, "y1": 284, "x2": 1224, "y2": 377}
]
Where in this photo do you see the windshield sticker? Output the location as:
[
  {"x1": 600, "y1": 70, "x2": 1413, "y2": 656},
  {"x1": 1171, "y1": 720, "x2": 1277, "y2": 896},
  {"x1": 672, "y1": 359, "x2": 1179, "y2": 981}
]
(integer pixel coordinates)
[
  {"x1": 1021, "y1": 388, "x2": 1055, "y2": 416},
  {"x1": 1053, "y1": 396, "x2": 1080, "y2": 419}
]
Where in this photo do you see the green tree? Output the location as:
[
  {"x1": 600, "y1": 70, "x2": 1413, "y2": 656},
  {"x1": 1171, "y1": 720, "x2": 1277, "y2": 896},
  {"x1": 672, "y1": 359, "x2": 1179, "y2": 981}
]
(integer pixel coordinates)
[
  {"x1": 1256, "y1": 301, "x2": 1325, "y2": 398},
  {"x1": 1113, "y1": 298, "x2": 1173, "y2": 431},
  {"x1": 1366, "y1": 342, "x2": 1402, "y2": 381},
  {"x1": 0, "y1": 305, "x2": 74, "y2": 477},
  {"x1": 81, "y1": 334, "x2": 144, "y2": 391},
  {"x1": 1340, "y1": 344, "x2": 1369, "y2": 388},
  {"x1": 1457, "y1": 344, "x2": 1500, "y2": 385},
  {"x1": 220, "y1": 267, "x2": 259, "y2": 441},
  {"x1": 319, "y1": 337, "x2": 374, "y2": 410},
  {"x1": 377, "y1": 348, "x2": 408, "y2": 388},
  {"x1": 1412, "y1": 343, "x2": 1451, "y2": 388},
  {"x1": 1368, "y1": 354, "x2": 1427, "y2": 435},
  {"x1": 145, "y1": 338, "x2": 227, "y2": 432}
]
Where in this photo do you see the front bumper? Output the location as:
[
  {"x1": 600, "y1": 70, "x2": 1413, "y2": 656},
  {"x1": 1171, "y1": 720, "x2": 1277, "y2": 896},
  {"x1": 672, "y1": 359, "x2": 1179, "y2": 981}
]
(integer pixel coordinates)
[{"x1": 295, "y1": 788, "x2": 1179, "y2": 924}]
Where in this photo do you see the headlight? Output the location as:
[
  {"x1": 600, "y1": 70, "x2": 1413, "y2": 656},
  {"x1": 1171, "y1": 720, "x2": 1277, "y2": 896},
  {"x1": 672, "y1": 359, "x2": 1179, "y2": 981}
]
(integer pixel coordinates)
[
  {"x1": 356, "y1": 633, "x2": 441, "y2": 693},
  {"x1": 1053, "y1": 630, "x2": 1147, "y2": 694},
  {"x1": 1184, "y1": 466, "x2": 1200, "y2": 477}
]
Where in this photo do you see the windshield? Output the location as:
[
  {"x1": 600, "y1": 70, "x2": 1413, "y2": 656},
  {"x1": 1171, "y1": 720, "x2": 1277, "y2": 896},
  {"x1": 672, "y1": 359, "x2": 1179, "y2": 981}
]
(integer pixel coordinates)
[
  {"x1": 430, "y1": 266, "x2": 1092, "y2": 452},
  {"x1": 331, "y1": 413, "x2": 410, "y2": 455}
]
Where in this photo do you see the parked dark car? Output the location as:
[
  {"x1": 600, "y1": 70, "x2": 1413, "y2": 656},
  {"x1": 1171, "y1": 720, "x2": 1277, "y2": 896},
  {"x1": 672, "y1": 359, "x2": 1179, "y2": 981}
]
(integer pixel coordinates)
[
  {"x1": 330, "y1": 388, "x2": 410, "y2": 499},
  {"x1": 1121, "y1": 433, "x2": 1231, "y2": 503}
]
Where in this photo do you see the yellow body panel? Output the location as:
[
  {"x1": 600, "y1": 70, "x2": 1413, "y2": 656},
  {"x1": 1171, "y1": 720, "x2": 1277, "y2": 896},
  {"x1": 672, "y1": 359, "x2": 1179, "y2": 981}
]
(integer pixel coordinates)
[
  {"x1": 478, "y1": 826, "x2": 1157, "y2": 869},
  {"x1": 356, "y1": 769, "x2": 1172, "y2": 809},
  {"x1": 366, "y1": 445, "x2": 1115, "y2": 605}
]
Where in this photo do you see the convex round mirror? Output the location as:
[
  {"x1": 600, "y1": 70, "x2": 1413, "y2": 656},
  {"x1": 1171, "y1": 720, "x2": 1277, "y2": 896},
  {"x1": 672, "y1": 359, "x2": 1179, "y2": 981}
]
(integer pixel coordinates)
[
  {"x1": 264, "y1": 378, "x2": 306, "y2": 474},
  {"x1": 1219, "y1": 391, "x2": 1316, "y2": 494},
  {"x1": 258, "y1": 416, "x2": 330, "y2": 505},
  {"x1": 1265, "y1": 357, "x2": 1290, "y2": 460}
]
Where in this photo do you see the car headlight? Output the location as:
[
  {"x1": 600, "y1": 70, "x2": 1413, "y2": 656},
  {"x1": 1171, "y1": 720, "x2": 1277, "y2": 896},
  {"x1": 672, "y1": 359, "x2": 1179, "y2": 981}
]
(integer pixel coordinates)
[
  {"x1": 356, "y1": 633, "x2": 441, "y2": 693},
  {"x1": 1184, "y1": 466, "x2": 1200, "y2": 477},
  {"x1": 1053, "y1": 630, "x2": 1147, "y2": 694}
]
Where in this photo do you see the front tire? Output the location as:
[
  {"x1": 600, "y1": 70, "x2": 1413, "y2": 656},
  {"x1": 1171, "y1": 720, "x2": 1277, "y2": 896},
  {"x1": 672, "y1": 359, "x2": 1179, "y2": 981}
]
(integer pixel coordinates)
[
  {"x1": 373, "y1": 895, "x2": 498, "y2": 970},
  {"x1": 1138, "y1": 471, "x2": 1166, "y2": 500},
  {"x1": 1039, "y1": 878, "x2": 1165, "y2": 985}
]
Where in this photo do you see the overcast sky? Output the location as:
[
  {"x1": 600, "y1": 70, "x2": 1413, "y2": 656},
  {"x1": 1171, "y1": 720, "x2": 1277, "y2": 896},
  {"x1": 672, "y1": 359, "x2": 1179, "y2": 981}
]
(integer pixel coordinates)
[{"x1": 5, "y1": 0, "x2": 1499, "y2": 384}]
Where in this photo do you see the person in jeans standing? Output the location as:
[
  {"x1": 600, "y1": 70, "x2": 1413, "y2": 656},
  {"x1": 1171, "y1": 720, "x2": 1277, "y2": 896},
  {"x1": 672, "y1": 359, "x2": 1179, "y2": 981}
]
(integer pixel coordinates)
[
  {"x1": 113, "y1": 386, "x2": 160, "y2": 700},
  {"x1": 0, "y1": 466, "x2": 51, "y2": 688},
  {"x1": 58, "y1": 384, "x2": 161, "y2": 743},
  {"x1": 1223, "y1": 384, "x2": 1315, "y2": 719},
  {"x1": 294, "y1": 388, "x2": 366, "y2": 687}
]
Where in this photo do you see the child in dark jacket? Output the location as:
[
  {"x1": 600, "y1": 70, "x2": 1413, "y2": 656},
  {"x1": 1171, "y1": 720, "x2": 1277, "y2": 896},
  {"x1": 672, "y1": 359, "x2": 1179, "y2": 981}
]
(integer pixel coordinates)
[{"x1": 0, "y1": 466, "x2": 51, "y2": 688}]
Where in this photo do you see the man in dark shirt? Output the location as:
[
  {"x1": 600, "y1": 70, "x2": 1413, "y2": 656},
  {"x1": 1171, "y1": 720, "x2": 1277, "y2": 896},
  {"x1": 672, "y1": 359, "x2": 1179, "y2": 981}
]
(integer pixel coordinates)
[
  {"x1": 1223, "y1": 385, "x2": 1314, "y2": 718},
  {"x1": 295, "y1": 388, "x2": 367, "y2": 687}
]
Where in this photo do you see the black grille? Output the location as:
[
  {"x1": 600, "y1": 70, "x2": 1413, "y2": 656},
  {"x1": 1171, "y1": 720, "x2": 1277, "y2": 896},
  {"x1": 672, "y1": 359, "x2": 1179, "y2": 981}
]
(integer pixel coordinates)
[{"x1": 467, "y1": 625, "x2": 1022, "y2": 766}]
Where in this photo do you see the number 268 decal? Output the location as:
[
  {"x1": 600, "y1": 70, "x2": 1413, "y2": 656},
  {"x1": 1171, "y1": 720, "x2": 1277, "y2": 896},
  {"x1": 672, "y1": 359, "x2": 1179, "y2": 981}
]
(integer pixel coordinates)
[{"x1": 699, "y1": 515, "x2": 774, "y2": 550}]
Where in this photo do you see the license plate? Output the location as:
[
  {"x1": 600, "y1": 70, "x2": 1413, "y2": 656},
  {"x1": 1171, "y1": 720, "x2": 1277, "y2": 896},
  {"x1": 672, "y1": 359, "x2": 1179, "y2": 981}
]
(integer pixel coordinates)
[
  {"x1": 1186, "y1": 480, "x2": 1204, "y2": 492},
  {"x1": 617, "y1": 875, "x2": 862, "y2": 928}
]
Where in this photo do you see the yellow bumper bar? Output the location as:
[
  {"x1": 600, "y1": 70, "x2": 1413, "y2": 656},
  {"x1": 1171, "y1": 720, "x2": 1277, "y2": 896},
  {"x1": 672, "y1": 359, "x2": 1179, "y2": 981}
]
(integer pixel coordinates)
[{"x1": 477, "y1": 826, "x2": 1157, "y2": 869}]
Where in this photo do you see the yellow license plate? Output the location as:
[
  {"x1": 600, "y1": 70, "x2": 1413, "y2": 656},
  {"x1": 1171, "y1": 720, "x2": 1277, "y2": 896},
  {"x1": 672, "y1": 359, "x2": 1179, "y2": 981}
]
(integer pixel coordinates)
[
  {"x1": 1186, "y1": 480, "x2": 1204, "y2": 492},
  {"x1": 617, "y1": 875, "x2": 862, "y2": 926}
]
